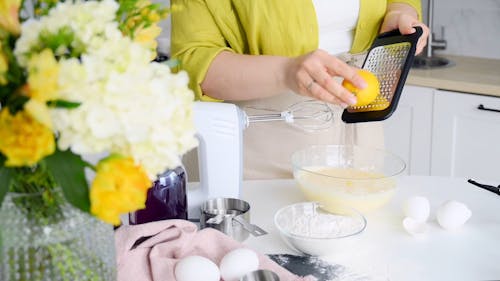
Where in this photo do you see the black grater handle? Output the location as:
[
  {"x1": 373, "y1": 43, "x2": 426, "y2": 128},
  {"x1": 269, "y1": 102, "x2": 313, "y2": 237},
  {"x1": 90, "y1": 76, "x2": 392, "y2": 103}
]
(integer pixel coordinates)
[
  {"x1": 377, "y1": 29, "x2": 404, "y2": 39},
  {"x1": 377, "y1": 26, "x2": 424, "y2": 40}
]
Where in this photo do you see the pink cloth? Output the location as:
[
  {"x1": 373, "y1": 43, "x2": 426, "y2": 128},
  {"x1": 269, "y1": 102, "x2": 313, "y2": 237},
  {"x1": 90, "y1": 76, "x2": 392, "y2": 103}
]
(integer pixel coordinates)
[{"x1": 115, "y1": 219, "x2": 312, "y2": 281}]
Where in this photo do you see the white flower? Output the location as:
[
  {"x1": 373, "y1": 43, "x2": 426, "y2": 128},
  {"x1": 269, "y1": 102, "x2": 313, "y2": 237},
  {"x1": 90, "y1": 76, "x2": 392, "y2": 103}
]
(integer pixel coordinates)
[
  {"x1": 15, "y1": 0, "x2": 198, "y2": 179},
  {"x1": 15, "y1": 0, "x2": 122, "y2": 65},
  {"x1": 43, "y1": 226, "x2": 52, "y2": 236}
]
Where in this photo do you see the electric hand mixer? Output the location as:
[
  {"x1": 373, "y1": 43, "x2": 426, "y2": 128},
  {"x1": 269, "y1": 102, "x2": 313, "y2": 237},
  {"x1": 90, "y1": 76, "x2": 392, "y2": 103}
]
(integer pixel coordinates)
[{"x1": 187, "y1": 100, "x2": 333, "y2": 219}]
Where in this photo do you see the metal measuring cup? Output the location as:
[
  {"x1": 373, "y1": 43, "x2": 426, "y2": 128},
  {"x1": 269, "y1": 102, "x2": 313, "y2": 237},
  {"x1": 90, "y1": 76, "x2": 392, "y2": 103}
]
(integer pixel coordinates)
[
  {"x1": 200, "y1": 198, "x2": 267, "y2": 242},
  {"x1": 240, "y1": 269, "x2": 280, "y2": 281}
]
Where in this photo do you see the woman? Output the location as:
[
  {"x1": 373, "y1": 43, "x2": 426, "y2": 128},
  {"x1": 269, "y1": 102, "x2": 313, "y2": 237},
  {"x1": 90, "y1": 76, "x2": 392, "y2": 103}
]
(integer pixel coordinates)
[{"x1": 171, "y1": 0, "x2": 429, "y2": 179}]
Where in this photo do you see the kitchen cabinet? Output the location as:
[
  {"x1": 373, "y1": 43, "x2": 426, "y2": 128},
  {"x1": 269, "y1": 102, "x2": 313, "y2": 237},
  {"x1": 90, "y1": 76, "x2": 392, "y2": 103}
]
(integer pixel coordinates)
[
  {"x1": 431, "y1": 90, "x2": 500, "y2": 180},
  {"x1": 384, "y1": 85, "x2": 434, "y2": 175},
  {"x1": 384, "y1": 86, "x2": 500, "y2": 181}
]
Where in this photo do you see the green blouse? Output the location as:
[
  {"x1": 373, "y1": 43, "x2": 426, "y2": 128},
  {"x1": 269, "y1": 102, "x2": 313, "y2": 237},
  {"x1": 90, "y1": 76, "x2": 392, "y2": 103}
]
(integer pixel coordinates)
[{"x1": 171, "y1": 0, "x2": 422, "y2": 101}]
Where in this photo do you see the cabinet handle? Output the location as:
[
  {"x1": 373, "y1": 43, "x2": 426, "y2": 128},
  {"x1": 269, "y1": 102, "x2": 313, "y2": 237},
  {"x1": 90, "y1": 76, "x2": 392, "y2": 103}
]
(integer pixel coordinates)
[{"x1": 477, "y1": 104, "x2": 500, "y2": 113}]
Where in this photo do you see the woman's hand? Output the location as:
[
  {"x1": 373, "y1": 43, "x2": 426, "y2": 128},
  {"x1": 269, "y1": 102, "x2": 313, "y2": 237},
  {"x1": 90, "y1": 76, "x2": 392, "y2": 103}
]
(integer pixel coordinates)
[
  {"x1": 380, "y1": 3, "x2": 429, "y2": 54},
  {"x1": 286, "y1": 49, "x2": 366, "y2": 108}
]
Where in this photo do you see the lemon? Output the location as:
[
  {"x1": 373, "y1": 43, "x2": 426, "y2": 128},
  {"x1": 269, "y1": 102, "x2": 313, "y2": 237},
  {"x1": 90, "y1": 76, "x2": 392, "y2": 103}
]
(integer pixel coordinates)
[{"x1": 342, "y1": 69, "x2": 380, "y2": 107}]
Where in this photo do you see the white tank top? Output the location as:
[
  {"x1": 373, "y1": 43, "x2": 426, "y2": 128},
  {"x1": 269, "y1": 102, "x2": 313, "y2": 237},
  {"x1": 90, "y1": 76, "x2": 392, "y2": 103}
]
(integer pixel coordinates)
[{"x1": 312, "y1": 0, "x2": 360, "y2": 55}]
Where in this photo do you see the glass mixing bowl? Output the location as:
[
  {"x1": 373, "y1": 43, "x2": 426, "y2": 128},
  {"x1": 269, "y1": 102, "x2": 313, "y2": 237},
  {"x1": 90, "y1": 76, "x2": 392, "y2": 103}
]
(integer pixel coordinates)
[
  {"x1": 274, "y1": 202, "x2": 366, "y2": 256},
  {"x1": 291, "y1": 145, "x2": 406, "y2": 213}
]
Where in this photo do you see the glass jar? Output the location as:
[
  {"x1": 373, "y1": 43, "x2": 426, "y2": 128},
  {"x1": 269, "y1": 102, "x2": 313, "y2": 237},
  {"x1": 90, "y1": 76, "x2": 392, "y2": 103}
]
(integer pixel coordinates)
[
  {"x1": 129, "y1": 165, "x2": 188, "y2": 224},
  {"x1": 0, "y1": 190, "x2": 116, "y2": 281}
]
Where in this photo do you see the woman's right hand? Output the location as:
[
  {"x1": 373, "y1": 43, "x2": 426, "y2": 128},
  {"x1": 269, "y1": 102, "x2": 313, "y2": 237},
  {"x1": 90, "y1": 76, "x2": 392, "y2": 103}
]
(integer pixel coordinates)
[{"x1": 286, "y1": 49, "x2": 367, "y2": 108}]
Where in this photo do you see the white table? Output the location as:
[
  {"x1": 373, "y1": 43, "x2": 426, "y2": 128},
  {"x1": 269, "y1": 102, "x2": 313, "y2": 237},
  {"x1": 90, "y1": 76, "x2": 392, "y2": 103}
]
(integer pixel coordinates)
[{"x1": 241, "y1": 176, "x2": 500, "y2": 281}]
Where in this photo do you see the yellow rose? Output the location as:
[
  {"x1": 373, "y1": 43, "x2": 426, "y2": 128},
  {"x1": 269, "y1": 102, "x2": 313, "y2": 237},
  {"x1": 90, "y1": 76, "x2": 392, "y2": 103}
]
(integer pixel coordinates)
[
  {"x1": 90, "y1": 155, "x2": 151, "y2": 225},
  {"x1": 27, "y1": 48, "x2": 60, "y2": 102},
  {"x1": 0, "y1": 0, "x2": 21, "y2": 35},
  {"x1": 0, "y1": 108, "x2": 55, "y2": 167}
]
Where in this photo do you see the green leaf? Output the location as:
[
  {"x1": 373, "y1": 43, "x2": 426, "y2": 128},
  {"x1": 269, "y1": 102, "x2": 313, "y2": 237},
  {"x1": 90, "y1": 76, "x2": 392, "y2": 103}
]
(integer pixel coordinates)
[
  {"x1": 47, "y1": 99, "x2": 81, "y2": 109},
  {"x1": 6, "y1": 95, "x2": 29, "y2": 114},
  {"x1": 44, "y1": 149, "x2": 90, "y2": 213},
  {"x1": 0, "y1": 164, "x2": 14, "y2": 208},
  {"x1": 0, "y1": 36, "x2": 27, "y2": 105},
  {"x1": 30, "y1": 26, "x2": 85, "y2": 59}
]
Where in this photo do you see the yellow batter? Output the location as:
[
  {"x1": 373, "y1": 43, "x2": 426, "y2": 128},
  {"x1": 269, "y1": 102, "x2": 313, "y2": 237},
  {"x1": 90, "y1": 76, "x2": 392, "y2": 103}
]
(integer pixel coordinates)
[{"x1": 295, "y1": 167, "x2": 396, "y2": 213}]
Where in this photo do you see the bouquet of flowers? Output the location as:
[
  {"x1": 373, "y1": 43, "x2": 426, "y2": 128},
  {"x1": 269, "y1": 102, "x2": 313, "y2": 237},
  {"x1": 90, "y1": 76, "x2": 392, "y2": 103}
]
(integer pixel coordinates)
[
  {"x1": 0, "y1": 0, "x2": 197, "y2": 279},
  {"x1": 0, "y1": 0, "x2": 197, "y2": 225}
]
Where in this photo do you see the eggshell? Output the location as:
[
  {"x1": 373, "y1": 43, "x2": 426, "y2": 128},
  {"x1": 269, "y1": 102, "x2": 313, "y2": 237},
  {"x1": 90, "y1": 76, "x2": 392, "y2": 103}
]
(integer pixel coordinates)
[
  {"x1": 436, "y1": 200, "x2": 472, "y2": 231},
  {"x1": 219, "y1": 248, "x2": 259, "y2": 281},
  {"x1": 402, "y1": 217, "x2": 428, "y2": 237},
  {"x1": 175, "y1": 255, "x2": 220, "y2": 281},
  {"x1": 403, "y1": 196, "x2": 430, "y2": 223}
]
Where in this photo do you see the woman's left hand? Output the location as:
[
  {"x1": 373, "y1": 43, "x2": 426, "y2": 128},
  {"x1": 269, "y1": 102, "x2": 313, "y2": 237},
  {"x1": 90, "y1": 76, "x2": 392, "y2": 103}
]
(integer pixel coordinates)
[{"x1": 380, "y1": 4, "x2": 430, "y2": 55}]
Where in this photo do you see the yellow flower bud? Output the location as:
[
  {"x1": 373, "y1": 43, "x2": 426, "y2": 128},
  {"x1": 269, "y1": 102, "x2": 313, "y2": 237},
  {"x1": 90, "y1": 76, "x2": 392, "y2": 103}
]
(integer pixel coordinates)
[
  {"x1": 126, "y1": 19, "x2": 136, "y2": 29},
  {"x1": 133, "y1": 24, "x2": 161, "y2": 54},
  {"x1": 27, "y1": 49, "x2": 60, "y2": 102},
  {"x1": 148, "y1": 12, "x2": 161, "y2": 23},
  {"x1": 0, "y1": 0, "x2": 21, "y2": 35},
  {"x1": 140, "y1": 8, "x2": 150, "y2": 17}
]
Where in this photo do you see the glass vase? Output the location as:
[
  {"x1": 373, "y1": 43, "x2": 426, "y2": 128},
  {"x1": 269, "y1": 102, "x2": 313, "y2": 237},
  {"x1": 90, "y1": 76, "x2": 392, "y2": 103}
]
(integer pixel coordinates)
[{"x1": 0, "y1": 190, "x2": 116, "y2": 281}]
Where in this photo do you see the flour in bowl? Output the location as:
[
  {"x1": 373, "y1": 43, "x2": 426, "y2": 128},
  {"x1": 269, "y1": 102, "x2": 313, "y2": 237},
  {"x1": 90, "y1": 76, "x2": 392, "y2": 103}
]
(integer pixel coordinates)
[
  {"x1": 280, "y1": 208, "x2": 365, "y2": 239},
  {"x1": 275, "y1": 202, "x2": 367, "y2": 256}
]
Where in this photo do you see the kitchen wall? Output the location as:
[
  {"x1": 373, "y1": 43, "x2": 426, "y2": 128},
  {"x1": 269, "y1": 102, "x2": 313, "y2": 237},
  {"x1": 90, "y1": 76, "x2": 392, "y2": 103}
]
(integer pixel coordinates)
[{"x1": 425, "y1": 0, "x2": 500, "y2": 59}]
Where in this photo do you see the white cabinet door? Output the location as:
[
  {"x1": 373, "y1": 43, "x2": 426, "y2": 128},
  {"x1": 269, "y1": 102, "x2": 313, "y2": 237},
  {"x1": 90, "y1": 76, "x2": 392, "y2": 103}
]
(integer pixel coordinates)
[
  {"x1": 384, "y1": 85, "x2": 434, "y2": 175},
  {"x1": 431, "y1": 90, "x2": 500, "y2": 180}
]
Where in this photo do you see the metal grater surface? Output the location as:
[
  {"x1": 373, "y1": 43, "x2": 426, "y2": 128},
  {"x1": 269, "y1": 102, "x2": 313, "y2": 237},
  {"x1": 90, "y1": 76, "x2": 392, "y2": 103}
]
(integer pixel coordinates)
[{"x1": 347, "y1": 42, "x2": 411, "y2": 113}]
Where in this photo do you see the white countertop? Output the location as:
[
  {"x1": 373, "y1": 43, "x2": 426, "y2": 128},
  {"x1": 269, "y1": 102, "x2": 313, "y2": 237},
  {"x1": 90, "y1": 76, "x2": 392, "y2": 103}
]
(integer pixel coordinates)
[
  {"x1": 407, "y1": 55, "x2": 500, "y2": 97},
  {"x1": 241, "y1": 176, "x2": 500, "y2": 281}
]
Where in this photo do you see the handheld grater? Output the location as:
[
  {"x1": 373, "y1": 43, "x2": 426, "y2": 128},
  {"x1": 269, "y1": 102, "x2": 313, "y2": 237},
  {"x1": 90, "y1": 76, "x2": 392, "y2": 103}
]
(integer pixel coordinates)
[{"x1": 341, "y1": 27, "x2": 424, "y2": 123}]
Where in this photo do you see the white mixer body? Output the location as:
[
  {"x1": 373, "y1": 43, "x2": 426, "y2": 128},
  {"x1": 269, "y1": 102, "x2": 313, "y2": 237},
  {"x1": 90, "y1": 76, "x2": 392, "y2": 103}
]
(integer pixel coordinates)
[{"x1": 188, "y1": 102, "x2": 246, "y2": 219}]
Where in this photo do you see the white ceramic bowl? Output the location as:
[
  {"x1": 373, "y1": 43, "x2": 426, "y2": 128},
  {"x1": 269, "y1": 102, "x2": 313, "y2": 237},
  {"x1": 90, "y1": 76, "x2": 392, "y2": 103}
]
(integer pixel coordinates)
[
  {"x1": 291, "y1": 145, "x2": 406, "y2": 213},
  {"x1": 274, "y1": 202, "x2": 366, "y2": 256}
]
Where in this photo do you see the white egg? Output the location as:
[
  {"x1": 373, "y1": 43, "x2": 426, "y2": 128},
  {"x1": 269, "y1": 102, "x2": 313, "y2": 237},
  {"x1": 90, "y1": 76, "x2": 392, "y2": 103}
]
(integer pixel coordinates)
[
  {"x1": 175, "y1": 255, "x2": 220, "y2": 281},
  {"x1": 219, "y1": 248, "x2": 259, "y2": 281},
  {"x1": 402, "y1": 217, "x2": 428, "y2": 237},
  {"x1": 436, "y1": 200, "x2": 472, "y2": 231},
  {"x1": 403, "y1": 196, "x2": 430, "y2": 223}
]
